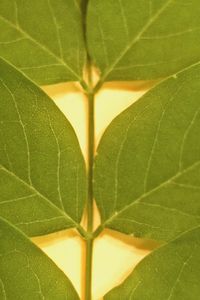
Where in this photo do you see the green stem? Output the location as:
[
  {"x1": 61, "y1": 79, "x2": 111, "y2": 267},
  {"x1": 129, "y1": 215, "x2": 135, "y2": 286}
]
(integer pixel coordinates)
[
  {"x1": 87, "y1": 93, "x2": 94, "y2": 232},
  {"x1": 85, "y1": 237, "x2": 93, "y2": 300},
  {"x1": 85, "y1": 91, "x2": 95, "y2": 300},
  {"x1": 92, "y1": 224, "x2": 104, "y2": 239}
]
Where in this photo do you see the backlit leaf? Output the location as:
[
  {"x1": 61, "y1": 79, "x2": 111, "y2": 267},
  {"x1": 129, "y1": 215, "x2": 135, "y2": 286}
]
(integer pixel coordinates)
[
  {"x1": 0, "y1": 0, "x2": 86, "y2": 85},
  {"x1": 0, "y1": 217, "x2": 80, "y2": 300},
  {"x1": 0, "y1": 58, "x2": 86, "y2": 237},
  {"x1": 94, "y1": 62, "x2": 200, "y2": 241},
  {"x1": 105, "y1": 226, "x2": 200, "y2": 300},
  {"x1": 87, "y1": 0, "x2": 200, "y2": 83}
]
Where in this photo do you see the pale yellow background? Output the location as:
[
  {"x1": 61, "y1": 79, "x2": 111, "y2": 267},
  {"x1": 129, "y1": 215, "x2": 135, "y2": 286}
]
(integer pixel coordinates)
[{"x1": 32, "y1": 81, "x2": 159, "y2": 300}]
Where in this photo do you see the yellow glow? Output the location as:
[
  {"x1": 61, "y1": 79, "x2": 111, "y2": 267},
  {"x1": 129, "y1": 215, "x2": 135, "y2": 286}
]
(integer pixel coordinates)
[{"x1": 33, "y1": 81, "x2": 159, "y2": 300}]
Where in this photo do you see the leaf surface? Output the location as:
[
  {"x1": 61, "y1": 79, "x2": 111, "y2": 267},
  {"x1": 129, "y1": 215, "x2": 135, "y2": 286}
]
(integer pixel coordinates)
[
  {"x1": 0, "y1": 58, "x2": 87, "y2": 236},
  {"x1": 105, "y1": 226, "x2": 200, "y2": 300},
  {"x1": 0, "y1": 0, "x2": 86, "y2": 85},
  {"x1": 87, "y1": 0, "x2": 200, "y2": 82},
  {"x1": 0, "y1": 217, "x2": 79, "y2": 300},
  {"x1": 94, "y1": 62, "x2": 200, "y2": 241}
]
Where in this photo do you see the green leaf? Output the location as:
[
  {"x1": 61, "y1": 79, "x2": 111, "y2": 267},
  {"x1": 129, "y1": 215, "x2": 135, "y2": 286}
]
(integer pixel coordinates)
[
  {"x1": 0, "y1": 217, "x2": 80, "y2": 300},
  {"x1": 87, "y1": 0, "x2": 200, "y2": 83},
  {"x1": 0, "y1": 0, "x2": 86, "y2": 85},
  {"x1": 105, "y1": 226, "x2": 200, "y2": 300},
  {"x1": 94, "y1": 62, "x2": 200, "y2": 241},
  {"x1": 0, "y1": 58, "x2": 87, "y2": 237}
]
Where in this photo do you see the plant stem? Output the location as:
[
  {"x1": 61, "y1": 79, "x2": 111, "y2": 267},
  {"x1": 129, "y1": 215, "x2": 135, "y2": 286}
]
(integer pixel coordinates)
[
  {"x1": 85, "y1": 91, "x2": 95, "y2": 300},
  {"x1": 85, "y1": 237, "x2": 93, "y2": 300},
  {"x1": 87, "y1": 92, "x2": 94, "y2": 232},
  {"x1": 81, "y1": 2, "x2": 95, "y2": 294}
]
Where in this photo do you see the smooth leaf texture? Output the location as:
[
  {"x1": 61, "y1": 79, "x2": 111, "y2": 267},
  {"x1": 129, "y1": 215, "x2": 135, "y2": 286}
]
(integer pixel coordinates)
[
  {"x1": 87, "y1": 0, "x2": 200, "y2": 82},
  {"x1": 105, "y1": 226, "x2": 200, "y2": 300},
  {"x1": 0, "y1": 58, "x2": 86, "y2": 236},
  {"x1": 0, "y1": 217, "x2": 79, "y2": 300},
  {"x1": 94, "y1": 62, "x2": 200, "y2": 241},
  {"x1": 0, "y1": 0, "x2": 86, "y2": 85}
]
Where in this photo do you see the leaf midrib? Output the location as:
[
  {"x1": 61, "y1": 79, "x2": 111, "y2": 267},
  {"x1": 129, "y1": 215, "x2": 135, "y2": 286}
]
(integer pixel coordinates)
[
  {"x1": 0, "y1": 15, "x2": 81, "y2": 81},
  {"x1": 104, "y1": 160, "x2": 200, "y2": 226},
  {"x1": 0, "y1": 164, "x2": 79, "y2": 228},
  {"x1": 124, "y1": 226, "x2": 200, "y2": 299},
  {"x1": 98, "y1": 0, "x2": 173, "y2": 84}
]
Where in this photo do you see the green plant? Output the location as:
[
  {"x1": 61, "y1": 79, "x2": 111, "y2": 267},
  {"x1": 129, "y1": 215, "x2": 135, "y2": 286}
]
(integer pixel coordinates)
[{"x1": 1, "y1": 1, "x2": 200, "y2": 299}]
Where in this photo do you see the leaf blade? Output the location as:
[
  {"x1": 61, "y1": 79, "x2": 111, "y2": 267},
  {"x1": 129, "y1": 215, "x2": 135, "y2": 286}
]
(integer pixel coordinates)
[
  {"x1": 0, "y1": 217, "x2": 80, "y2": 300},
  {"x1": 94, "y1": 62, "x2": 200, "y2": 241},
  {"x1": 0, "y1": 0, "x2": 86, "y2": 84},
  {"x1": 0, "y1": 58, "x2": 87, "y2": 236},
  {"x1": 87, "y1": 0, "x2": 200, "y2": 82},
  {"x1": 105, "y1": 226, "x2": 200, "y2": 300}
]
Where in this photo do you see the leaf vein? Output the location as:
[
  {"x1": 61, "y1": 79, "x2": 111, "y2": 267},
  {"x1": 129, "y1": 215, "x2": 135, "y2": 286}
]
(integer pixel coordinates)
[
  {"x1": 105, "y1": 160, "x2": 200, "y2": 226},
  {"x1": 0, "y1": 37, "x2": 26, "y2": 44},
  {"x1": 0, "y1": 194, "x2": 36, "y2": 205},
  {"x1": 0, "y1": 165, "x2": 77, "y2": 227},
  {"x1": 46, "y1": 109, "x2": 65, "y2": 211},
  {"x1": 167, "y1": 252, "x2": 194, "y2": 300},
  {"x1": 113, "y1": 102, "x2": 153, "y2": 212},
  {"x1": 143, "y1": 83, "x2": 185, "y2": 192},
  {"x1": 117, "y1": 0, "x2": 129, "y2": 38},
  {"x1": 179, "y1": 107, "x2": 200, "y2": 171},
  {"x1": 0, "y1": 15, "x2": 81, "y2": 80},
  {"x1": 97, "y1": 15, "x2": 109, "y2": 67},
  {"x1": 47, "y1": 0, "x2": 63, "y2": 60},
  {"x1": 142, "y1": 26, "x2": 200, "y2": 40},
  {"x1": 0, "y1": 80, "x2": 32, "y2": 185},
  {"x1": 99, "y1": 0, "x2": 173, "y2": 82},
  {"x1": 0, "y1": 278, "x2": 7, "y2": 300}
]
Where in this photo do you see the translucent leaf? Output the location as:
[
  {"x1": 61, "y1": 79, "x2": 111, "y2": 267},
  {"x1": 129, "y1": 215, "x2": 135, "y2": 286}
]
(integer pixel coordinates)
[
  {"x1": 105, "y1": 226, "x2": 200, "y2": 300},
  {"x1": 0, "y1": 58, "x2": 87, "y2": 236},
  {"x1": 94, "y1": 62, "x2": 200, "y2": 241},
  {"x1": 87, "y1": 0, "x2": 200, "y2": 82},
  {"x1": 0, "y1": 217, "x2": 80, "y2": 300},
  {"x1": 0, "y1": 0, "x2": 86, "y2": 85}
]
